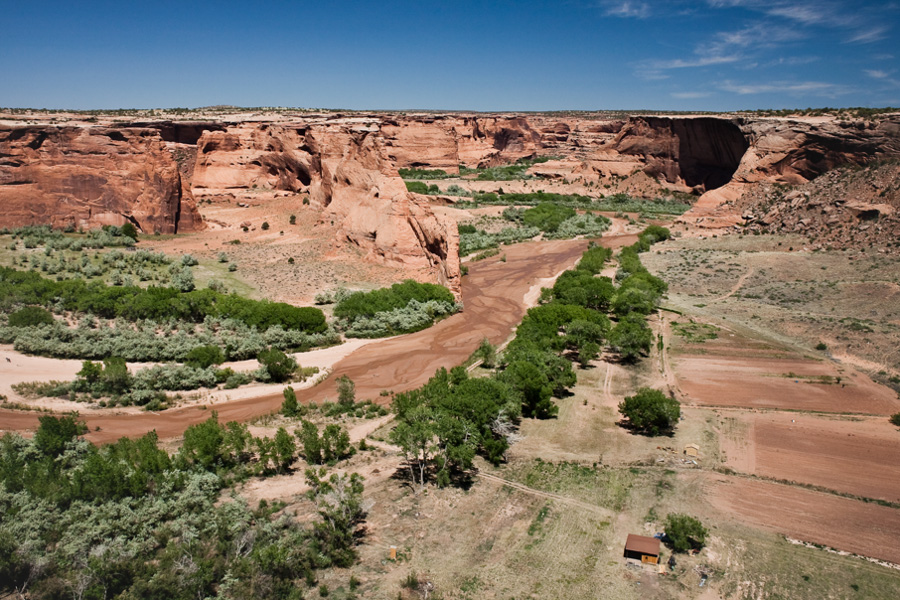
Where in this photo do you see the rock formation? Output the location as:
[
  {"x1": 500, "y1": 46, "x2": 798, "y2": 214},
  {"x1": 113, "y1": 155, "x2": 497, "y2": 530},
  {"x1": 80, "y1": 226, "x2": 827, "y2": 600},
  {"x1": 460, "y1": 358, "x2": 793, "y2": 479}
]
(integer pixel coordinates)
[
  {"x1": 0, "y1": 125, "x2": 203, "y2": 234},
  {"x1": 190, "y1": 119, "x2": 461, "y2": 295},
  {"x1": 381, "y1": 115, "x2": 543, "y2": 172},
  {"x1": 3, "y1": 109, "x2": 900, "y2": 291}
]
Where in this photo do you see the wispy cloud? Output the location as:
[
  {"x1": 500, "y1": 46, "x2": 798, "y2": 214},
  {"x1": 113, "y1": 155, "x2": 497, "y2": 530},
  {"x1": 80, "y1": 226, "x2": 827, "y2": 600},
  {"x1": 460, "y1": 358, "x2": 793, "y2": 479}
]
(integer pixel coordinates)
[
  {"x1": 846, "y1": 25, "x2": 889, "y2": 44},
  {"x1": 864, "y1": 69, "x2": 900, "y2": 88},
  {"x1": 705, "y1": 0, "x2": 894, "y2": 44},
  {"x1": 671, "y1": 91, "x2": 713, "y2": 99},
  {"x1": 719, "y1": 79, "x2": 853, "y2": 96},
  {"x1": 645, "y1": 54, "x2": 742, "y2": 69},
  {"x1": 601, "y1": 1, "x2": 651, "y2": 18}
]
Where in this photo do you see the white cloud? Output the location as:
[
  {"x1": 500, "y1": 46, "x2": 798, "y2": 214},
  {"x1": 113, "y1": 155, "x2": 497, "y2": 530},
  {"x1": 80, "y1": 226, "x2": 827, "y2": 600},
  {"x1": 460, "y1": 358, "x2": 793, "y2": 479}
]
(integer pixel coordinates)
[
  {"x1": 602, "y1": 1, "x2": 651, "y2": 18},
  {"x1": 846, "y1": 25, "x2": 889, "y2": 44},
  {"x1": 671, "y1": 91, "x2": 713, "y2": 98},
  {"x1": 646, "y1": 54, "x2": 742, "y2": 69},
  {"x1": 866, "y1": 69, "x2": 890, "y2": 79},
  {"x1": 719, "y1": 79, "x2": 853, "y2": 96},
  {"x1": 704, "y1": 0, "x2": 893, "y2": 44}
]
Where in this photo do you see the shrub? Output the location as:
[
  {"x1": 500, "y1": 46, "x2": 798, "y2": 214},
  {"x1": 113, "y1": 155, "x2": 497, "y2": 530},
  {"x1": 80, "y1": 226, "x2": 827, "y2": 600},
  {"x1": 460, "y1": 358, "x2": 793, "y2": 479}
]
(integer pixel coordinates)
[
  {"x1": 217, "y1": 252, "x2": 228, "y2": 263},
  {"x1": 289, "y1": 214, "x2": 296, "y2": 225},
  {"x1": 7, "y1": 306, "x2": 55, "y2": 327},
  {"x1": 261, "y1": 221, "x2": 270, "y2": 231},
  {"x1": 184, "y1": 345, "x2": 225, "y2": 369},
  {"x1": 664, "y1": 513, "x2": 708, "y2": 552},
  {"x1": 618, "y1": 387, "x2": 680, "y2": 435},
  {"x1": 228, "y1": 263, "x2": 238, "y2": 272},
  {"x1": 181, "y1": 254, "x2": 199, "y2": 267},
  {"x1": 334, "y1": 280, "x2": 456, "y2": 331},
  {"x1": 282, "y1": 386, "x2": 301, "y2": 417},
  {"x1": 473, "y1": 337, "x2": 497, "y2": 368},
  {"x1": 257, "y1": 348, "x2": 298, "y2": 383},
  {"x1": 522, "y1": 203, "x2": 576, "y2": 233},
  {"x1": 405, "y1": 181, "x2": 429, "y2": 194},
  {"x1": 890, "y1": 413, "x2": 900, "y2": 427},
  {"x1": 337, "y1": 375, "x2": 355, "y2": 407},
  {"x1": 120, "y1": 222, "x2": 139, "y2": 240}
]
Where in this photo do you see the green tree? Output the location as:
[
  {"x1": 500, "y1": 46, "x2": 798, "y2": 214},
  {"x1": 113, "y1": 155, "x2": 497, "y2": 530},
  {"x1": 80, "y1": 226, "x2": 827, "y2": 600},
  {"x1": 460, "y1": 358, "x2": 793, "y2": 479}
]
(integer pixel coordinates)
[
  {"x1": 77, "y1": 360, "x2": 103, "y2": 386},
  {"x1": 7, "y1": 306, "x2": 54, "y2": 327},
  {"x1": 296, "y1": 420, "x2": 323, "y2": 464},
  {"x1": 618, "y1": 388, "x2": 680, "y2": 435},
  {"x1": 305, "y1": 469, "x2": 366, "y2": 567},
  {"x1": 321, "y1": 424, "x2": 352, "y2": 463},
  {"x1": 390, "y1": 405, "x2": 436, "y2": 489},
  {"x1": 184, "y1": 345, "x2": 225, "y2": 369},
  {"x1": 474, "y1": 337, "x2": 497, "y2": 368},
  {"x1": 120, "y1": 222, "x2": 139, "y2": 240},
  {"x1": 336, "y1": 375, "x2": 355, "y2": 407},
  {"x1": 281, "y1": 386, "x2": 300, "y2": 417},
  {"x1": 273, "y1": 427, "x2": 296, "y2": 473},
  {"x1": 501, "y1": 360, "x2": 556, "y2": 419},
  {"x1": 664, "y1": 513, "x2": 708, "y2": 552},
  {"x1": 609, "y1": 313, "x2": 653, "y2": 361},
  {"x1": 257, "y1": 348, "x2": 297, "y2": 383},
  {"x1": 100, "y1": 356, "x2": 132, "y2": 395},
  {"x1": 180, "y1": 412, "x2": 226, "y2": 469},
  {"x1": 33, "y1": 415, "x2": 83, "y2": 457}
]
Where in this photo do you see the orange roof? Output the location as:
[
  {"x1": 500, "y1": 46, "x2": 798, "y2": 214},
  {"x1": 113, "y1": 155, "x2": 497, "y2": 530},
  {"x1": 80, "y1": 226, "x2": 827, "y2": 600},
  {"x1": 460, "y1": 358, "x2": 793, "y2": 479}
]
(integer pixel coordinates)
[{"x1": 625, "y1": 534, "x2": 660, "y2": 556}]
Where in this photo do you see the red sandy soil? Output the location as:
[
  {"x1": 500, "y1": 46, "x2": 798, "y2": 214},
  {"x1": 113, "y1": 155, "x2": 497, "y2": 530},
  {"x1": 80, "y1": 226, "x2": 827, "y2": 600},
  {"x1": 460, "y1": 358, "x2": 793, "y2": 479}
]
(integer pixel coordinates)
[
  {"x1": 675, "y1": 354, "x2": 899, "y2": 414},
  {"x1": 0, "y1": 233, "x2": 637, "y2": 443},
  {"x1": 721, "y1": 411, "x2": 900, "y2": 502},
  {"x1": 706, "y1": 474, "x2": 900, "y2": 565}
]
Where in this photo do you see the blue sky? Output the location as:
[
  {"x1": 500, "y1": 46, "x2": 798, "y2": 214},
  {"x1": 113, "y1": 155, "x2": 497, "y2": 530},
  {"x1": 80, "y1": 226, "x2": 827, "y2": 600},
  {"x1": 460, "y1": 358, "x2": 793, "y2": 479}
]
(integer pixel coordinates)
[{"x1": 1, "y1": 0, "x2": 898, "y2": 111}]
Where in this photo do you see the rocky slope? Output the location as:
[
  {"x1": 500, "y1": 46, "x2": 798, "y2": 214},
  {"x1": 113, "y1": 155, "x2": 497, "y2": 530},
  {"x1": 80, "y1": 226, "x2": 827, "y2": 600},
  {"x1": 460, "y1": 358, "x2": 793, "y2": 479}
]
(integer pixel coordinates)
[{"x1": 732, "y1": 161, "x2": 900, "y2": 253}]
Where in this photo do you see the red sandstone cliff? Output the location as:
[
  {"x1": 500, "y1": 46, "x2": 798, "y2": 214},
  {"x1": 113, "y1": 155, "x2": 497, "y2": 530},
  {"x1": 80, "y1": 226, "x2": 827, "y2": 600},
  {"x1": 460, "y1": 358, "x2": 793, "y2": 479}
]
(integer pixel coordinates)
[
  {"x1": 191, "y1": 119, "x2": 461, "y2": 295},
  {"x1": 4, "y1": 110, "x2": 900, "y2": 288},
  {"x1": 0, "y1": 125, "x2": 203, "y2": 234}
]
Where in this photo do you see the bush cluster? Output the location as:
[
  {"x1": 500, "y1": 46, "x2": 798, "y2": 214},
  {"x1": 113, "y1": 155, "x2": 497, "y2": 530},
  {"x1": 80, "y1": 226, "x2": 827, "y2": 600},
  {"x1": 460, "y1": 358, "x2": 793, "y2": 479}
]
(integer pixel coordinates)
[
  {"x1": 333, "y1": 280, "x2": 461, "y2": 338},
  {"x1": 0, "y1": 414, "x2": 367, "y2": 598},
  {"x1": 1, "y1": 315, "x2": 339, "y2": 362},
  {"x1": 7, "y1": 224, "x2": 136, "y2": 250},
  {"x1": 0, "y1": 266, "x2": 327, "y2": 333},
  {"x1": 343, "y1": 299, "x2": 460, "y2": 338}
]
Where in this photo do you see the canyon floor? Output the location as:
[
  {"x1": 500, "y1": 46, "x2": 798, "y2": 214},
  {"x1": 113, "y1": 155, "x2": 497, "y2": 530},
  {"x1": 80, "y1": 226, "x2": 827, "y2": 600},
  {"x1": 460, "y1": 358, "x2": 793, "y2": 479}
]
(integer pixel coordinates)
[{"x1": 2, "y1": 162, "x2": 900, "y2": 597}]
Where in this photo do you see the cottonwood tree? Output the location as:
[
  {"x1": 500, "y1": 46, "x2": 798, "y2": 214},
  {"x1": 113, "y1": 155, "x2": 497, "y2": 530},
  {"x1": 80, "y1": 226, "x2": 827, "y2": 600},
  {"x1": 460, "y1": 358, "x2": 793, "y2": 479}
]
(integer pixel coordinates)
[{"x1": 618, "y1": 388, "x2": 680, "y2": 435}]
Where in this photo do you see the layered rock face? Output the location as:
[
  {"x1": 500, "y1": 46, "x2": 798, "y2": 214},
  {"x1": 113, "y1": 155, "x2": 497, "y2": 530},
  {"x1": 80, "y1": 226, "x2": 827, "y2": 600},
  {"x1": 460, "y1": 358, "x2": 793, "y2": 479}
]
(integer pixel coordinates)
[
  {"x1": 0, "y1": 125, "x2": 203, "y2": 234},
  {"x1": 3, "y1": 110, "x2": 899, "y2": 292},
  {"x1": 191, "y1": 120, "x2": 460, "y2": 294},
  {"x1": 381, "y1": 115, "x2": 543, "y2": 172},
  {"x1": 683, "y1": 115, "x2": 900, "y2": 225}
]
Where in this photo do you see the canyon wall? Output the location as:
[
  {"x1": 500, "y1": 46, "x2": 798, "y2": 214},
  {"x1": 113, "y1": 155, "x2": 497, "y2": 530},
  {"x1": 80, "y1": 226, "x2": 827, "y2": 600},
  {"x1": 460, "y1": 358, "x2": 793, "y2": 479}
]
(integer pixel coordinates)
[
  {"x1": 190, "y1": 119, "x2": 460, "y2": 293},
  {"x1": 0, "y1": 125, "x2": 203, "y2": 234},
  {"x1": 3, "y1": 110, "x2": 899, "y2": 293}
]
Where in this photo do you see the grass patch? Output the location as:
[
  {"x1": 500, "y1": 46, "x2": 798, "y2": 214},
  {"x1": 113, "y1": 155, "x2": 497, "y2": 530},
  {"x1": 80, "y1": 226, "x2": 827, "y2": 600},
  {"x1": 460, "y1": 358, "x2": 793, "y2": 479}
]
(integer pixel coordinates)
[
  {"x1": 503, "y1": 459, "x2": 634, "y2": 511},
  {"x1": 671, "y1": 321, "x2": 719, "y2": 343}
]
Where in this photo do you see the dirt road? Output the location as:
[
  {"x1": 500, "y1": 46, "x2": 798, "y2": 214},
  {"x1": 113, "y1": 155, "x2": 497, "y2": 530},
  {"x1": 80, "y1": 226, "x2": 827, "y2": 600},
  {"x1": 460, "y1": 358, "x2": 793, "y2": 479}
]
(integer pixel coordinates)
[{"x1": 0, "y1": 233, "x2": 637, "y2": 443}]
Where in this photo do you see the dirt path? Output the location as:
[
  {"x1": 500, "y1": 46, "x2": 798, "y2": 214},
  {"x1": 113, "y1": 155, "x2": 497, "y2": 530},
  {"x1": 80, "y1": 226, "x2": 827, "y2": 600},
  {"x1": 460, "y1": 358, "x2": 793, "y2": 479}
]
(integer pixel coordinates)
[
  {"x1": 476, "y1": 471, "x2": 614, "y2": 517},
  {"x1": 710, "y1": 266, "x2": 754, "y2": 302},
  {"x1": 0, "y1": 233, "x2": 638, "y2": 443}
]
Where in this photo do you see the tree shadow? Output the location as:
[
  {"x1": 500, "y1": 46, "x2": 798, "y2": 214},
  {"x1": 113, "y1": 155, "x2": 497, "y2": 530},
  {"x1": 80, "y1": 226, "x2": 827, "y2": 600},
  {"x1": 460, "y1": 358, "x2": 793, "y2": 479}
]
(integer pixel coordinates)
[{"x1": 615, "y1": 419, "x2": 676, "y2": 438}]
